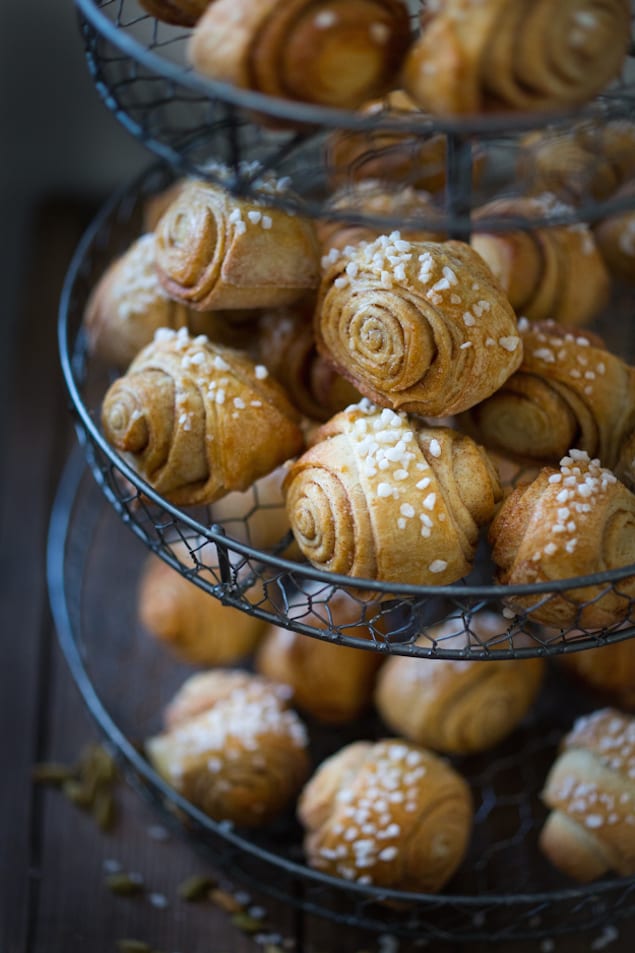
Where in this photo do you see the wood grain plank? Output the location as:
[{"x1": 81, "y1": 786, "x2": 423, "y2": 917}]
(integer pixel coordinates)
[{"x1": 0, "y1": 200, "x2": 96, "y2": 953}]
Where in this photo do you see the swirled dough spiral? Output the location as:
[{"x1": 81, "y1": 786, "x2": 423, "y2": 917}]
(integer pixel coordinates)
[
  {"x1": 284, "y1": 401, "x2": 502, "y2": 586},
  {"x1": 316, "y1": 236, "x2": 522, "y2": 417},
  {"x1": 154, "y1": 179, "x2": 320, "y2": 311},
  {"x1": 470, "y1": 195, "x2": 610, "y2": 327},
  {"x1": 540, "y1": 708, "x2": 635, "y2": 881},
  {"x1": 462, "y1": 319, "x2": 635, "y2": 486},
  {"x1": 147, "y1": 670, "x2": 310, "y2": 827},
  {"x1": 375, "y1": 613, "x2": 545, "y2": 754},
  {"x1": 188, "y1": 0, "x2": 412, "y2": 110},
  {"x1": 489, "y1": 451, "x2": 635, "y2": 628},
  {"x1": 298, "y1": 739, "x2": 473, "y2": 893},
  {"x1": 101, "y1": 327, "x2": 304, "y2": 505},
  {"x1": 403, "y1": 0, "x2": 631, "y2": 115}
]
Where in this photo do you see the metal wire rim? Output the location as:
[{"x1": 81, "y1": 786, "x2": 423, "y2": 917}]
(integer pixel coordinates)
[
  {"x1": 74, "y1": 0, "x2": 635, "y2": 136},
  {"x1": 46, "y1": 449, "x2": 635, "y2": 941},
  {"x1": 75, "y1": 1, "x2": 635, "y2": 236}
]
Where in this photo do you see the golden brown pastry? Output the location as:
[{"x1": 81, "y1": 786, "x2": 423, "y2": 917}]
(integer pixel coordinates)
[
  {"x1": 84, "y1": 234, "x2": 192, "y2": 368},
  {"x1": 188, "y1": 0, "x2": 412, "y2": 111},
  {"x1": 255, "y1": 590, "x2": 384, "y2": 723},
  {"x1": 594, "y1": 182, "x2": 635, "y2": 283},
  {"x1": 540, "y1": 707, "x2": 635, "y2": 881},
  {"x1": 138, "y1": 542, "x2": 266, "y2": 665},
  {"x1": 402, "y1": 0, "x2": 631, "y2": 116},
  {"x1": 461, "y1": 319, "x2": 635, "y2": 486},
  {"x1": 316, "y1": 236, "x2": 522, "y2": 417},
  {"x1": 255, "y1": 303, "x2": 361, "y2": 422},
  {"x1": 317, "y1": 180, "x2": 445, "y2": 254},
  {"x1": 325, "y1": 90, "x2": 447, "y2": 191},
  {"x1": 284, "y1": 401, "x2": 502, "y2": 586},
  {"x1": 375, "y1": 613, "x2": 545, "y2": 754},
  {"x1": 489, "y1": 451, "x2": 635, "y2": 629},
  {"x1": 518, "y1": 120, "x2": 635, "y2": 206},
  {"x1": 470, "y1": 195, "x2": 611, "y2": 327},
  {"x1": 139, "y1": 0, "x2": 209, "y2": 26},
  {"x1": 83, "y1": 234, "x2": 259, "y2": 369},
  {"x1": 558, "y1": 637, "x2": 635, "y2": 711},
  {"x1": 154, "y1": 179, "x2": 320, "y2": 311},
  {"x1": 147, "y1": 670, "x2": 310, "y2": 827},
  {"x1": 101, "y1": 328, "x2": 304, "y2": 506},
  {"x1": 298, "y1": 738, "x2": 473, "y2": 892}
]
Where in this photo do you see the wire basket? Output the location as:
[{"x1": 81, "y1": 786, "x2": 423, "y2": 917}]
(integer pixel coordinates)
[
  {"x1": 59, "y1": 162, "x2": 635, "y2": 660},
  {"x1": 75, "y1": 0, "x2": 635, "y2": 236},
  {"x1": 46, "y1": 450, "x2": 635, "y2": 944}
]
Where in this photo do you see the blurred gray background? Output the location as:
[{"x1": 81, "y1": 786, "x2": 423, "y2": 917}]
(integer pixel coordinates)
[{"x1": 0, "y1": 0, "x2": 147, "y2": 414}]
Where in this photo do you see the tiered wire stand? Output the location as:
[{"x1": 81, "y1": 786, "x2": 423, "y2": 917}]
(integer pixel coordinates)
[{"x1": 48, "y1": 0, "x2": 635, "y2": 941}]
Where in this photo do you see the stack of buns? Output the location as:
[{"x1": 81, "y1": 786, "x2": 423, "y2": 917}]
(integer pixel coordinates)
[{"x1": 82, "y1": 4, "x2": 635, "y2": 894}]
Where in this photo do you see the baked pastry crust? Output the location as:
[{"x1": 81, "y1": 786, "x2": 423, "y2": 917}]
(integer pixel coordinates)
[
  {"x1": 255, "y1": 303, "x2": 361, "y2": 422},
  {"x1": 317, "y1": 180, "x2": 444, "y2": 254},
  {"x1": 375, "y1": 613, "x2": 545, "y2": 754},
  {"x1": 316, "y1": 236, "x2": 522, "y2": 417},
  {"x1": 470, "y1": 195, "x2": 610, "y2": 327},
  {"x1": 147, "y1": 670, "x2": 310, "y2": 827},
  {"x1": 138, "y1": 542, "x2": 266, "y2": 665},
  {"x1": 101, "y1": 328, "x2": 304, "y2": 505},
  {"x1": 188, "y1": 0, "x2": 412, "y2": 110},
  {"x1": 540, "y1": 708, "x2": 635, "y2": 881},
  {"x1": 594, "y1": 182, "x2": 635, "y2": 283},
  {"x1": 256, "y1": 590, "x2": 384, "y2": 723},
  {"x1": 326, "y1": 89, "x2": 465, "y2": 193},
  {"x1": 559, "y1": 638, "x2": 635, "y2": 711},
  {"x1": 298, "y1": 738, "x2": 473, "y2": 892},
  {"x1": 462, "y1": 319, "x2": 635, "y2": 487},
  {"x1": 84, "y1": 234, "x2": 257, "y2": 369},
  {"x1": 402, "y1": 0, "x2": 631, "y2": 116},
  {"x1": 518, "y1": 120, "x2": 635, "y2": 206},
  {"x1": 284, "y1": 401, "x2": 502, "y2": 586},
  {"x1": 489, "y1": 451, "x2": 635, "y2": 628},
  {"x1": 139, "y1": 0, "x2": 209, "y2": 26},
  {"x1": 154, "y1": 179, "x2": 320, "y2": 311}
]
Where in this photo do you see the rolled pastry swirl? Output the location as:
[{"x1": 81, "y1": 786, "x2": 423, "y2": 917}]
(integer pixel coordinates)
[
  {"x1": 298, "y1": 738, "x2": 473, "y2": 893},
  {"x1": 138, "y1": 541, "x2": 267, "y2": 666},
  {"x1": 147, "y1": 670, "x2": 310, "y2": 827},
  {"x1": 559, "y1": 638, "x2": 635, "y2": 711},
  {"x1": 471, "y1": 196, "x2": 610, "y2": 327},
  {"x1": 375, "y1": 613, "x2": 545, "y2": 754},
  {"x1": 540, "y1": 708, "x2": 635, "y2": 881},
  {"x1": 402, "y1": 0, "x2": 631, "y2": 115},
  {"x1": 317, "y1": 180, "x2": 445, "y2": 254},
  {"x1": 154, "y1": 179, "x2": 320, "y2": 311},
  {"x1": 256, "y1": 304, "x2": 361, "y2": 422},
  {"x1": 139, "y1": 0, "x2": 209, "y2": 26},
  {"x1": 462, "y1": 319, "x2": 635, "y2": 486},
  {"x1": 518, "y1": 120, "x2": 635, "y2": 206},
  {"x1": 489, "y1": 450, "x2": 635, "y2": 629},
  {"x1": 188, "y1": 0, "x2": 411, "y2": 110},
  {"x1": 255, "y1": 590, "x2": 384, "y2": 724},
  {"x1": 316, "y1": 235, "x2": 522, "y2": 416},
  {"x1": 284, "y1": 401, "x2": 502, "y2": 586},
  {"x1": 83, "y1": 234, "x2": 258, "y2": 369},
  {"x1": 101, "y1": 328, "x2": 304, "y2": 505},
  {"x1": 594, "y1": 182, "x2": 635, "y2": 283}
]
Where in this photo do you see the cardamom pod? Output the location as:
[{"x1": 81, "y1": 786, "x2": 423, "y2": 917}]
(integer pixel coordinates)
[
  {"x1": 32, "y1": 762, "x2": 74, "y2": 785},
  {"x1": 105, "y1": 872, "x2": 145, "y2": 896},
  {"x1": 115, "y1": 941, "x2": 152, "y2": 953},
  {"x1": 177, "y1": 874, "x2": 216, "y2": 902},
  {"x1": 232, "y1": 912, "x2": 265, "y2": 934}
]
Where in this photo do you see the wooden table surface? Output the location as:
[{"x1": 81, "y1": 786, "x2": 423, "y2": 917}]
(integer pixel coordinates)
[{"x1": 2, "y1": 200, "x2": 634, "y2": 953}]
